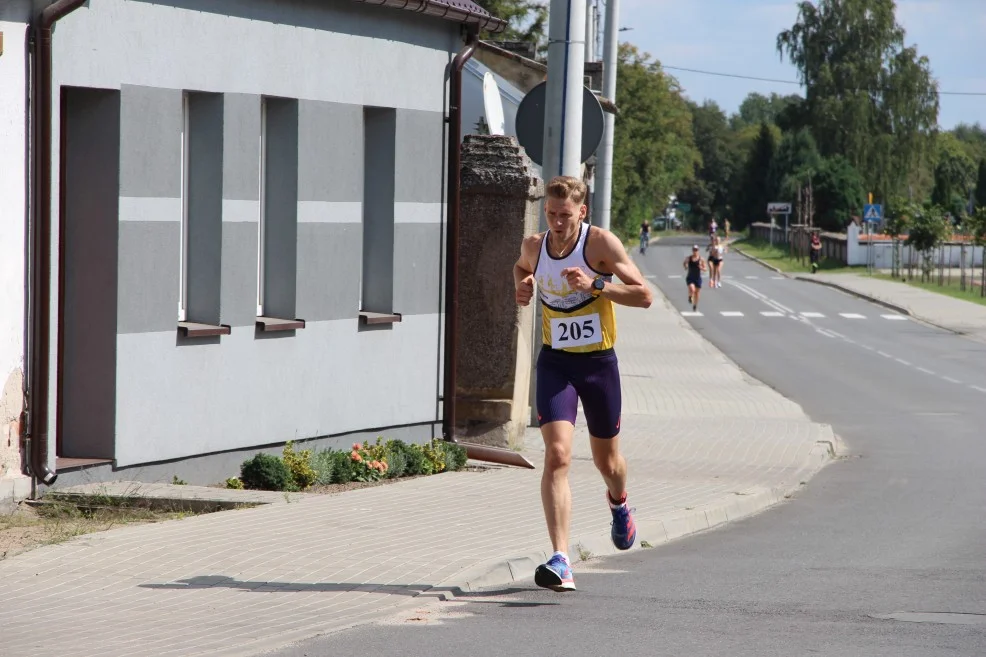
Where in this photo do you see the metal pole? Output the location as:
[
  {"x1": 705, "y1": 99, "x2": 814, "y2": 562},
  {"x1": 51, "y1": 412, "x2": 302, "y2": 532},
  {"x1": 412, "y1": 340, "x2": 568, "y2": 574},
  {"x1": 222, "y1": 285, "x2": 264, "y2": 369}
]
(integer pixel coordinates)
[
  {"x1": 590, "y1": 0, "x2": 617, "y2": 230},
  {"x1": 584, "y1": 2, "x2": 595, "y2": 63}
]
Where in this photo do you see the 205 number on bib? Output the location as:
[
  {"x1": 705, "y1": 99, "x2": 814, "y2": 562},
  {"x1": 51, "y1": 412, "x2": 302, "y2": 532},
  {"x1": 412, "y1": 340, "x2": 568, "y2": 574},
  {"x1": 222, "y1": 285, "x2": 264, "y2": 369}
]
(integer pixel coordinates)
[{"x1": 550, "y1": 313, "x2": 602, "y2": 349}]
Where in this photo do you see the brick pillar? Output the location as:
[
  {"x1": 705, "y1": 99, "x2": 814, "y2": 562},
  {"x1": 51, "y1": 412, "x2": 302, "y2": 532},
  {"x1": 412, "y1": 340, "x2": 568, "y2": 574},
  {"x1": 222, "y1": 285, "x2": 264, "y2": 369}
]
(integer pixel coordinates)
[{"x1": 455, "y1": 135, "x2": 544, "y2": 448}]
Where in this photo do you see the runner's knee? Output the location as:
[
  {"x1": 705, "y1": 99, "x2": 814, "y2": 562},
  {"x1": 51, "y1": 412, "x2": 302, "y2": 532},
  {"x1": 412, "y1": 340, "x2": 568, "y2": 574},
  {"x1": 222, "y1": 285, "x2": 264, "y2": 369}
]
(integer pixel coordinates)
[{"x1": 544, "y1": 441, "x2": 571, "y2": 471}]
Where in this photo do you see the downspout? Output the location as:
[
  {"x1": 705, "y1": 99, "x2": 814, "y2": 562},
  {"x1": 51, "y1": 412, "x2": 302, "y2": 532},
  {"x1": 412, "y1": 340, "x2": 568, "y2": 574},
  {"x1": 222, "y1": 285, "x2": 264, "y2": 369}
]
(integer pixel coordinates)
[
  {"x1": 26, "y1": 0, "x2": 88, "y2": 487},
  {"x1": 441, "y1": 26, "x2": 479, "y2": 444}
]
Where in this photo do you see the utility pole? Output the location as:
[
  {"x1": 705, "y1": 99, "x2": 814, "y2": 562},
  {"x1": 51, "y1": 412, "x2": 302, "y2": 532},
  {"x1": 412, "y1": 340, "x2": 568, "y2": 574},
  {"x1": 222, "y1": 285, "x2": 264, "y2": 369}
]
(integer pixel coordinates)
[
  {"x1": 591, "y1": 0, "x2": 618, "y2": 231},
  {"x1": 584, "y1": 1, "x2": 595, "y2": 64}
]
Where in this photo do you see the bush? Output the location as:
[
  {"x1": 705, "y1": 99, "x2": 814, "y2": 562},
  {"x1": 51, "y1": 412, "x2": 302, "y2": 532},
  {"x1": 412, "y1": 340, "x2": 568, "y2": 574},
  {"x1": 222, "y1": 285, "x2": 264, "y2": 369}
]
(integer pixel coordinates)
[
  {"x1": 330, "y1": 450, "x2": 354, "y2": 484},
  {"x1": 225, "y1": 477, "x2": 244, "y2": 490},
  {"x1": 282, "y1": 441, "x2": 317, "y2": 490},
  {"x1": 444, "y1": 441, "x2": 468, "y2": 472},
  {"x1": 403, "y1": 443, "x2": 432, "y2": 476},
  {"x1": 311, "y1": 449, "x2": 335, "y2": 485},
  {"x1": 240, "y1": 453, "x2": 291, "y2": 491},
  {"x1": 423, "y1": 440, "x2": 447, "y2": 473},
  {"x1": 383, "y1": 446, "x2": 408, "y2": 479}
]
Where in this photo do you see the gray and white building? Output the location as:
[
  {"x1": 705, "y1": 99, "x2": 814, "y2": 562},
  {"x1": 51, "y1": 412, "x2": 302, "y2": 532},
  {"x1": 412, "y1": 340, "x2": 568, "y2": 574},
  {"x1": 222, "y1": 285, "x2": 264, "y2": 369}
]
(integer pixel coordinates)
[{"x1": 0, "y1": 0, "x2": 504, "y2": 495}]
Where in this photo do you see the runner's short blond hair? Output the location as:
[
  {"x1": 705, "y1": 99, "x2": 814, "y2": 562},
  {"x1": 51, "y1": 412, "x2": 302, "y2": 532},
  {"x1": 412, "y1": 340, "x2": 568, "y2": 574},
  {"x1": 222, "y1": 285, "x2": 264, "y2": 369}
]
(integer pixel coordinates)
[{"x1": 545, "y1": 176, "x2": 588, "y2": 205}]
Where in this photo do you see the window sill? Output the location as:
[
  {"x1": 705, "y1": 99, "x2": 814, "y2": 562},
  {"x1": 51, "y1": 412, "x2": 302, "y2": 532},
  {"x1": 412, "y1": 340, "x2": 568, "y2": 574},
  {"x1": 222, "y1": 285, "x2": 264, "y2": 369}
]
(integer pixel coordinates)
[
  {"x1": 178, "y1": 321, "x2": 231, "y2": 338},
  {"x1": 359, "y1": 311, "x2": 402, "y2": 325},
  {"x1": 256, "y1": 316, "x2": 306, "y2": 332}
]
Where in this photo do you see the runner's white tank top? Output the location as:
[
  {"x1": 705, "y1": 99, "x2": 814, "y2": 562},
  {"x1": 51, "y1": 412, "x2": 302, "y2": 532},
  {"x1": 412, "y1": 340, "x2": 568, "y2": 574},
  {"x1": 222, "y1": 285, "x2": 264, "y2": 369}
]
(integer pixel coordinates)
[{"x1": 535, "y1": 223, "x2": 617, "y2": 354}]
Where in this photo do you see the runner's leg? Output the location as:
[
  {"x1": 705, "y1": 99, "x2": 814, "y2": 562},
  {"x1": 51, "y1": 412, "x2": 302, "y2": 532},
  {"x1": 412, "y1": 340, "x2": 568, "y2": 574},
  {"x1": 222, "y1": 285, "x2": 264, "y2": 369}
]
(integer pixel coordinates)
[{"x1": 540, "y1": 421, "x2": 574, "y2": 552}]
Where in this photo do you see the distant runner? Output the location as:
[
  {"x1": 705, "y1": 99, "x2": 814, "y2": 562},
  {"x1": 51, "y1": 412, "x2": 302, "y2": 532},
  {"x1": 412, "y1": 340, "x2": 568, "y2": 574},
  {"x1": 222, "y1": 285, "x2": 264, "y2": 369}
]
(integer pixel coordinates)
[
  {"x1": 684, "y1": 245, "x2": 706, "y2": 311},
  {"x1": 639, "y1": 220, "x2": 651, "y2": 254},
  {"x1": 810, "y1": 232, "x2": 822, "y2": 273},
  {"x1": 707, "y1": 236, "x2": 725, "y2": 288}
]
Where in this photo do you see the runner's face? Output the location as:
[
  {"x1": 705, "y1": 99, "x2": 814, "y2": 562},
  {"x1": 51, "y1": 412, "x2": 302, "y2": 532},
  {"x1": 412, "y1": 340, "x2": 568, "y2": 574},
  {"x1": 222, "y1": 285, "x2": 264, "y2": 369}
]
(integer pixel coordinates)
[{"x1": 545, "y1": 196, "x2": 586, "y2": 235}]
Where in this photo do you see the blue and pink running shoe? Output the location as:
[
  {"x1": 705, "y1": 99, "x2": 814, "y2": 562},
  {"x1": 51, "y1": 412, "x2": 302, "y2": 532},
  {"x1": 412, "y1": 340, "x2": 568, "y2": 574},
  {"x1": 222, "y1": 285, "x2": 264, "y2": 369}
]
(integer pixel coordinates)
[
  {"x1": 609, "y1": 492, "x2": 637, "y2": 550},
  {"x1": 534, "y1": 553, "x2": 576, "y2": 592}
]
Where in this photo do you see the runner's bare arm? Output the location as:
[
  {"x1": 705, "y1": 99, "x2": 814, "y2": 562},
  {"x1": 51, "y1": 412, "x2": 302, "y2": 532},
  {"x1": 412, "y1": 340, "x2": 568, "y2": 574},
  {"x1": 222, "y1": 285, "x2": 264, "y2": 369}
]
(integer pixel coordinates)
[
  {"x1": 579, "y1": 230, "x2": 652, "y2": 309},
  {"x1": 514, "y1": 234, "x2": 541, "y2": 306}
]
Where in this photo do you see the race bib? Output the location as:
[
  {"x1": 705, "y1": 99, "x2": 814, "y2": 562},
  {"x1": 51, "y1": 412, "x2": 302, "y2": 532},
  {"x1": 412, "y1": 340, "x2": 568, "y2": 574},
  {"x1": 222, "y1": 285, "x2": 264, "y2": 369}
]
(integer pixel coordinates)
[{"x1": 550, "y1": 313, "x2": 603, "y2": 349}]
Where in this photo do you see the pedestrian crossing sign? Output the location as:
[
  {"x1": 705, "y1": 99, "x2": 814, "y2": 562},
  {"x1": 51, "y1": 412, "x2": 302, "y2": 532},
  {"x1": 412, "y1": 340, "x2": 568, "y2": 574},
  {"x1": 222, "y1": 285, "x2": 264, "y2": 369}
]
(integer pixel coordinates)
[{"x1": 863, "y1": 204, "x2": 882, "y2": 222}]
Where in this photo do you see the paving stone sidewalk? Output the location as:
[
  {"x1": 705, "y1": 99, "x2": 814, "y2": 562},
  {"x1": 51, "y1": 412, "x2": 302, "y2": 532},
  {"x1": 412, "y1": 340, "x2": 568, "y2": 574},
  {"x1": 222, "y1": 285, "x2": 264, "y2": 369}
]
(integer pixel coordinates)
[
  {"x1": 799, "y1": 273, "x2": 986, "y2": 343},
  {"x1": 0, "y1": 284, "x2": 837, "y2": 657}
]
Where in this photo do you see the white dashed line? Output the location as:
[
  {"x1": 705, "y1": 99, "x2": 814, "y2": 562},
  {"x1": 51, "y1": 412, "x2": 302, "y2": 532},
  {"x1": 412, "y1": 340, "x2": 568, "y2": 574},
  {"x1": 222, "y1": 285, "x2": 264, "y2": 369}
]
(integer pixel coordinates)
[
  {"x1": 877, "y1": 351, "x2": 893, "y2": 358},
  {"x1": 760, "y1": 311, "x2": 785, "y2": 317},
  {"x1": 771, "y1": 276, "x2": 785, "y2": 280},
  {"x1": 681, "y1": 311, "x2": 703, "y2": 317},
  {"x1": 745, "y1": 275, "x2": 759, "y2": 279},
  {"x1": 971, "y1": 386, "x2": 986, "y2": 394},
  {"x1": 917, "y1": 367, "x2": 935, "y2": 375},
  {"x1": 720, "y1": 311, "x2": 744, "y2": 317},
  {"x1": 816, "y1": 328, "x2": 837, "y2": 338},
  {"x1": 882, "y1": 314, "x2": 908, "y2": 321},
  {"x1": 942, "y1": 376, "x2": 962, "y2": 384},
  {"x1": 801, "y1": 312, "x2": 825, "y2": 318},
  {"x1": 645, "y1": 274, "x2": 656, "y2": 279},
  {"x1": 895, "y1": 358, "x2": 912, "y2": 366},
  {"x1": 668, "y1": 275, "x2": 682, "y2": 279},
  {"x1": 840, "y1": 313, "x2": 866, "y2": 319},
  {"x1": 861, "y1": 345, "x2": 875, "y2": 351}
]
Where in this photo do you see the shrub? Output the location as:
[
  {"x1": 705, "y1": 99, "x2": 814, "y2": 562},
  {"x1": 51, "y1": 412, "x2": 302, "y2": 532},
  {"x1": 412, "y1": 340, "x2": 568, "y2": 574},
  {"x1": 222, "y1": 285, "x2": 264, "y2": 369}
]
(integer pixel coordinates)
[
  {"x1": 348, "y1": 442, "x2": 387, "y2": 482},
  {"x1": 283, "y1": 441, "x2": 317, "y2": 490},
  {"x1": 444, "y1": 441, "x2": 468, "y2": 472},
  {"x1": 423, "y1": 440, "x2": 447, "y2": 473},
  {"x1": 240, "y1": 453, "x2": 291, "y2": 491},
  {"x1": 330, "y1": 450, "x2": 354, "y2": 484},
  {"x1": 225, "y1": 477, "x2": 244, "y2": 490},
  {"x1": 311, "y1": 449, "x2": 336, "y2": 485},
  {"x1": 404, "y1": 443, "x2": 433, "y2": 476},
  {"x1": 383, "y1": 446, "x2": 408, "y2": 479}
]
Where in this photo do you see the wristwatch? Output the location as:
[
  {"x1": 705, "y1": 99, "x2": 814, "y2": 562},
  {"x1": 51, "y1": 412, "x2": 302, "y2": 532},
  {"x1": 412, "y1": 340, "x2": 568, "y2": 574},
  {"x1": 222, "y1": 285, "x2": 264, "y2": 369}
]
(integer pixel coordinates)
[{"x1": 591, "y1": 277, "x2": 606, "y2": 297}]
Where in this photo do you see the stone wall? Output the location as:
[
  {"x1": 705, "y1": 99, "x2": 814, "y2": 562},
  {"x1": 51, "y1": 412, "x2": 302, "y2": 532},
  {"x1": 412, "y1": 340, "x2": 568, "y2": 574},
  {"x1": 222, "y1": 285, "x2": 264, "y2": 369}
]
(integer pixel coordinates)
[
  {"x1": 1, "y1": 367, "x2": 30, "y2": 501},
  {"x1": 455, "y1": 135, "x2": 543, "y2": 448}
]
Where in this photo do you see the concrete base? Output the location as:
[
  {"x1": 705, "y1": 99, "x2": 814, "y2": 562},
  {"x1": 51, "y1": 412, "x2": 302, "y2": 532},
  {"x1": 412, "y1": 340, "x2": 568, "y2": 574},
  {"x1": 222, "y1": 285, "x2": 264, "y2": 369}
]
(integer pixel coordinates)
[
  {"x1": 0, "y1": 475, "x2": 31, "y2": 503},
  {"x1": 50, "y1": 422, "x2": 441, "y2": 490}
]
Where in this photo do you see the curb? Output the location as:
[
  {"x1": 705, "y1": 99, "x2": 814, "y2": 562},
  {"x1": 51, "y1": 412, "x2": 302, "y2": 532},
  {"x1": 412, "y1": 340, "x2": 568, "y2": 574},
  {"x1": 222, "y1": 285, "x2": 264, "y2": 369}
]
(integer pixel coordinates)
[
  {"x1": 792, "y1": 275, "x2": 914, "y2": 317},
  {"x1": 731, "y1": 245, "x2": 788, "y2": 275},
  {"x1": 450, "y1": 432, "x2": 840, "y2": 594}
]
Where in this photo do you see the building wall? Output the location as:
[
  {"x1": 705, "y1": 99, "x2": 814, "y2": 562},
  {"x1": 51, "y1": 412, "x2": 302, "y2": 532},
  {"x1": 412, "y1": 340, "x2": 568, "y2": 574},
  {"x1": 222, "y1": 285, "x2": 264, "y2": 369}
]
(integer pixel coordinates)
[
  {"x1": 48, "y1": 0, "x2": 455, "y2": 468},
  {"x1": 0, "y1": 8, "x2": 33, "y2": 499}
]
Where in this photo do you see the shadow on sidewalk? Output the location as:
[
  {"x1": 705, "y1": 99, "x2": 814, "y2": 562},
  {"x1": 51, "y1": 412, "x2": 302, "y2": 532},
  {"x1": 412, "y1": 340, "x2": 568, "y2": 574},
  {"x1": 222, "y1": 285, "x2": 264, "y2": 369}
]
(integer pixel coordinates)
[{"x1": 139, "y1": 575, "x2": 555, "y2": 608}]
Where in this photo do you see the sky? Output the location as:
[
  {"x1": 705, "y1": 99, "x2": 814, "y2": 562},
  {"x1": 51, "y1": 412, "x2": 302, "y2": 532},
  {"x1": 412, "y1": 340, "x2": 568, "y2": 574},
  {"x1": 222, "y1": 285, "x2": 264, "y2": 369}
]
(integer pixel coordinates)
[{"x1": 613, "y1": 0, "x2": 986, "y2": 129}]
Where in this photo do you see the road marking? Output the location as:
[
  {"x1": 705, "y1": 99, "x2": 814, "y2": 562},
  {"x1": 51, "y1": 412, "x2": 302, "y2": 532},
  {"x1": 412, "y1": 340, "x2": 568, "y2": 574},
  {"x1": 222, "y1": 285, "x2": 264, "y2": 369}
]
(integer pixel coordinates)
[
  {"x1": 971, "y1": 385, "x2": 986, "y2": 394},
  {"x1": 681, "y1": 311, "x2": 703, "y2": 317},
  {"x1": 720, "y1": 311, "x2": 744, "y2": 317},
  {"x1": 645, "y1": 274, "x2": 656, "y2": 279},
  {"x1": 745, "y1": 275, "x2": 759, "y2": 279},
  {"x1": 942, "y1": 376, "x2": 962, "y2": 384},
  {"x1": 840, "y1": 313, "x2": 866, "y2": 319},
  {"x1": 916, "y1": 367, "x2": 935, "y2": 375},
  {"x1": 895, "y1": 358, "x2": 912, "y2": 366},
  {"x1": 877, "y1": 351, "x2": 893, "y2": 358},
  {"x1": 668, "y1": 275, "x2": 682, "y2": 279},
  {"x1": 760, "y1": 311, "x2": 784, "y2": 317},
  {"x1": 800, "y1": 312, "x2": 825, "y2": 318},
  {"x1": 771, "y1": 276, "x2": 785, "y2": 280},
  {"x1": 816, "y1": 328, "x2": 837, "y2": 338},
  {"x1": 861, "y1": 345, "x2": 875, "y2": 351},
  {"x1": 882, "y1": 314, "x2": 908, "y2": 321}
]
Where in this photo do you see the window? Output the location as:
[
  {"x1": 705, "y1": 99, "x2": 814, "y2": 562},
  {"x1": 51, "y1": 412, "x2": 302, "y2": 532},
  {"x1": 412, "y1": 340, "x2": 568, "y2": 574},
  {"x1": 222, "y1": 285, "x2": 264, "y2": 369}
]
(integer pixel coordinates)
[
  {"x1": 179, "y1": 93, "x2": 190, "y2": 321},
  {"x1": 360, "y1": 107, "x2": 400, "y2": 325},
  {"x1": 257, "y1": 98, "x2": 267, "y2": 317}
]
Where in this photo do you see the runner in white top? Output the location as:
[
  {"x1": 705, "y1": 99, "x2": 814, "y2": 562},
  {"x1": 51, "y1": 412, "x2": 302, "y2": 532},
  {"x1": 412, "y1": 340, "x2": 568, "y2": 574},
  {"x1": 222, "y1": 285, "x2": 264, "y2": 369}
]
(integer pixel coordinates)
[{"x1": 707, "y1": 235, "x2": 726, "y2": 288}]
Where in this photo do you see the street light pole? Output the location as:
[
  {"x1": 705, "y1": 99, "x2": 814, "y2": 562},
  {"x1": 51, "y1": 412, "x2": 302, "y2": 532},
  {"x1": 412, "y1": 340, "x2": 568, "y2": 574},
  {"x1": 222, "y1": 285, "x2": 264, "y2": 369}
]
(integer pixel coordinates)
[
  {"x1": 541, "y1": 0, "x2": 587, "y2": 191},
  {"x1": 591, "y1": 0, "x2": 619, "y2": 231}
]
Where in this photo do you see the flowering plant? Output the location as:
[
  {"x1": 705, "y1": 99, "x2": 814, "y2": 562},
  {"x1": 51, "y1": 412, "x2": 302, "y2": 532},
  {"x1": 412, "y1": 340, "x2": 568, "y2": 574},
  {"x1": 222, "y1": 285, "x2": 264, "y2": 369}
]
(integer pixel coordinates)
[{"x1": 350, "y1": 442, "x2": 389, "y2": 482}]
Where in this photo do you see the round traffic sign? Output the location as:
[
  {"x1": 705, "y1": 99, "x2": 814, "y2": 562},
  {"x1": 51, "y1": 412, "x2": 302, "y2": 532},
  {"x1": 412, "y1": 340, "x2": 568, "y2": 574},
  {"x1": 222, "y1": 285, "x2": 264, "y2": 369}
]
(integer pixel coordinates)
[{"x1": 514, "y1": 81, "x2": 604, "y2": 166}]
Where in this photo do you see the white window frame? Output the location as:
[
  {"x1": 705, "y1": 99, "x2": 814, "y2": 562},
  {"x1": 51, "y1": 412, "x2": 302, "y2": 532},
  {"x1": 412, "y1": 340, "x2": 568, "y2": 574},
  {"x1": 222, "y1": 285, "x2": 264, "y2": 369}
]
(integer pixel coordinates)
[
  {"x1": 178, "y1": 92, "x2": 190, "y2": 322},
  {"x1": 257, "y1": 98, "x2": 268, "y2": 317}
]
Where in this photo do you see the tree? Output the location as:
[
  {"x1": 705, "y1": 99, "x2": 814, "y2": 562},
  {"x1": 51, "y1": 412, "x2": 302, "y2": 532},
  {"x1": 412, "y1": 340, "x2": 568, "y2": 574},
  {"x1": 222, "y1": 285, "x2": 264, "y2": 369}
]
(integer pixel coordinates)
[
  {"x1": 769, "y1": 128, "x2": 823, "y2": 200},
  {"x1": 932, "y1": 133, "x2": 976, "y2": 219},
  {"x1": 677, "y1": 100, "x2": 738, "y2": 223},
  {"x1": 883, "y1": 199, "x2": 910, "y2": 278},
  {"x1": 777, "y1": 0, "x2": 940, "y2": 201},
  {"x1": 975, "y1": 160, "x2": 986, "y2": 213},
  {"x1": 812, "y1": 156, "x2": 865, "y2": 232},
  {"x1": 731, "y1": 92, "x2": 802, "y2": 130},
  {"x1": 472, "y1": 1, "x2": 547, "y2": 46},
  {"x1": 611, "y1": 44, "x2": 699, "y2": 237},
  {"x1": 903, "y1": 203, "x2": 950, "y2": 281},
  {"x1": 966, "y1": 207, "x2": 986, "y2": 296},
  {"x1": 733, "y1": 122, "x2": 778, "y2": 229}
]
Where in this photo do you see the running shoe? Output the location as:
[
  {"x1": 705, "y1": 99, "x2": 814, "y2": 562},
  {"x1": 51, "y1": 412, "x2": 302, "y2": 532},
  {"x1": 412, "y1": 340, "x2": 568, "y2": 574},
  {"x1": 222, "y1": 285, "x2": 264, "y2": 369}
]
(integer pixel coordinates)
[
  {"x1": 534, "y1": 553, "x2": 576, "y2": 592},
  {"x1": 609, "y1": 494, "x2": 637, "y2": 550},
  {"x1": 693, "y1": 303, "x2": 698, "y2": 312}
]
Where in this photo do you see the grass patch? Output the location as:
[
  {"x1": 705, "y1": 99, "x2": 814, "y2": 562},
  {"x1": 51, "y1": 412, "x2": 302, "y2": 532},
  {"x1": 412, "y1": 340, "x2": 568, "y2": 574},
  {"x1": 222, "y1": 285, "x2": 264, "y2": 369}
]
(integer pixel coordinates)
[
  {"x1": 874, "y1": 272, "x2": 986, "y2": 307},
  {"x1": 732, "y1": 238, "x2": 856, "y2": 274},
  {"x1": 0, "y1": 493, "x2": 214, "y2": 560}
]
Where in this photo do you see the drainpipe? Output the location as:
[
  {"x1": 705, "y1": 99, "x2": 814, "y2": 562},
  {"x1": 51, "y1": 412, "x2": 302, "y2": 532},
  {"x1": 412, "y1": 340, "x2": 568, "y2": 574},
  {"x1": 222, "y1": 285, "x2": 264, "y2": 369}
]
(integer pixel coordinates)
[
  {"x1": 25, "y1": 0, "x2": 88, "y2": 488},
  {"x1": 441, "y1": 26, "x2": 478, "y2": 445}
]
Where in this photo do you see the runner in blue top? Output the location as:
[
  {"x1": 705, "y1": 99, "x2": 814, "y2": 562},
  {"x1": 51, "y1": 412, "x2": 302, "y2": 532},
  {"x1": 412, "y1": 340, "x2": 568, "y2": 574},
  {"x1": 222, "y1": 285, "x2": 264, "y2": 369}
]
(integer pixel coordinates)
[{"x1": 683, "y1": 245, "x2": 706, "y2": 312}]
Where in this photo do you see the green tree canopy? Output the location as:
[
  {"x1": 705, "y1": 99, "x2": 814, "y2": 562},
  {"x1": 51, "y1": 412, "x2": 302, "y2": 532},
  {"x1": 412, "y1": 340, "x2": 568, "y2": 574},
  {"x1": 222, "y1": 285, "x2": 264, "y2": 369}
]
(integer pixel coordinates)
[
  {"x1": 974, "y1": 159, "x2": 986, "y2": 214},
  {"x1": 472, "y1": 0, "x2": 547, "y2": 45},
  {"x1": 733, "y1": 122, "x2": 778, "y2": 228},
  {"x1": 731, "y1": 92, "x2": 802, "y2": 130},
  {"x1": 812, "y1": 155, "x2": 866, "y2": 231},
  {"x1": 768, "y1": 128, "x2": 823, "y2": 200},
  {"x1": 777, "y1": 0, "x2": 939, "y2": 200},
  {"x1": 611, "y1": 44, "x2": 699, "y2": 236},
  {"x1": 677, "y1": 100, "x2": 738, "y2": 223}
]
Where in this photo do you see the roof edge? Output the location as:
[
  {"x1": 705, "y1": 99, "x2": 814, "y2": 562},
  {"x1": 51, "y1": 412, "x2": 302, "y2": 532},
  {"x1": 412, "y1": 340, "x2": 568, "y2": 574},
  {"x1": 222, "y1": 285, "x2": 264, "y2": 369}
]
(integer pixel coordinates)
[{"x1": 352, "y1": 0, "x2": 508, "y2": 34}]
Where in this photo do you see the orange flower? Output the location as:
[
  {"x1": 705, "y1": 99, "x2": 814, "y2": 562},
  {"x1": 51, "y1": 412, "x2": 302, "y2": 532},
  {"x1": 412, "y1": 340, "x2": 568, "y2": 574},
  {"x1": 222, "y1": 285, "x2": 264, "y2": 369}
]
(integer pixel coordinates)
[
  {"x1": 351, "y1": 451, "x2": 362, "y2": 462},
  {"x1": 380, "y1": 462, "x2": 389, "y2": 471},
  {"x1": 352, "y1": 442, "x2": 362, "y2": 451}
]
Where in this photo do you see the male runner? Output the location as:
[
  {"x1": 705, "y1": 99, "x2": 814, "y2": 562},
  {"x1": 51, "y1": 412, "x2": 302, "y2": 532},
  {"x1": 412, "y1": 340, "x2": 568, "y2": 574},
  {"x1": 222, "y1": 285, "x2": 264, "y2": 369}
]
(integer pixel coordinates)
[
  {"x1": 514, "y1": 176, "x2": 653, "y2": 592},
  {"x1": 684, "y1": 245, "x2": 706, "y2": 311}
]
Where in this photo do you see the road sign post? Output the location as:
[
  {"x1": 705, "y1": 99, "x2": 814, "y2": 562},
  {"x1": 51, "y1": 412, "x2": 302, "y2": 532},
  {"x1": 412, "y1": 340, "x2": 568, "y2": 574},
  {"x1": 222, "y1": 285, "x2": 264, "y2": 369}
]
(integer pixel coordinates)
[
  {"x1": 862, "y1": 203, "x2": 883, "y2": 276},
  {"x1": 766, "y1": 203, "x2": 791, "y2": 247}
]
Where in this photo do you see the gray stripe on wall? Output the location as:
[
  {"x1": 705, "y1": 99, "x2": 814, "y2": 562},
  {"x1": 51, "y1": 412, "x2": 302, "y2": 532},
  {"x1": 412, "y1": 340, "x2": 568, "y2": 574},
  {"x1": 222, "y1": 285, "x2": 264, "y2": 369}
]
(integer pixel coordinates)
[
  {"x1": 223, "y1": 93, "x2": 262, "y2": 201},
  {"x1": 120, "y1": 85, "x2": 182, "y2": 198},
  {"x1": 118, "y1": 196, "x2": 181, "y2": 222},
  {"x1": 117, "y1": 221, "x2": 180, "y2": 334},
  {"x1": 221, "y1": 222, "x2": 259, "y2": 327},
  {"x1": 395, "y1": 108, "x2": 445, "y2": 204},
  {"x1": 298, "y1": 100, "x2": 364, "y2": 203},
  {"x1": 296, "y1": 222, "x2": 361, "y2": 321},
  {"x1": 393, "y1": 223, "x2": 442, "y2": 316}
]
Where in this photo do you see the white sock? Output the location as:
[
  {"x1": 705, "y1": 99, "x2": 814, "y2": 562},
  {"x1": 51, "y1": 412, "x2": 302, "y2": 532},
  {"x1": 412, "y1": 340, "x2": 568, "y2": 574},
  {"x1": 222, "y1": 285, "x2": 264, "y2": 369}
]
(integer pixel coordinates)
[{"x1": 552, "y1": 551, "x2": 569, "y2": 563}]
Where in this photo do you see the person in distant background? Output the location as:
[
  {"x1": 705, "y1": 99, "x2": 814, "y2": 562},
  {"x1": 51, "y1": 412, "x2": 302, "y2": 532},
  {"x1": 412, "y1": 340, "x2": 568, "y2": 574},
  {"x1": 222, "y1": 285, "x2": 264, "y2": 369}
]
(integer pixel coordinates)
[
  {"x1": 810, "y1": 232, "x2": 822, "y2": 273},
  {"x1": 724, "y1": 218, "x2": 731, "y2": 240},
  {"x1": 639, "y1": 220, "x2": 651, "y2": 254}
]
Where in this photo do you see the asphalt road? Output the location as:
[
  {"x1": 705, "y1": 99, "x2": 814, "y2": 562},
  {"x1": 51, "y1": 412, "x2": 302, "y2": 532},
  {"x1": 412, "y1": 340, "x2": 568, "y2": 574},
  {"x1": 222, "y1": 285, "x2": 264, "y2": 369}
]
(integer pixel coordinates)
[{"x1": 267, "y1": 235, "x2": 986, "y2": 657}]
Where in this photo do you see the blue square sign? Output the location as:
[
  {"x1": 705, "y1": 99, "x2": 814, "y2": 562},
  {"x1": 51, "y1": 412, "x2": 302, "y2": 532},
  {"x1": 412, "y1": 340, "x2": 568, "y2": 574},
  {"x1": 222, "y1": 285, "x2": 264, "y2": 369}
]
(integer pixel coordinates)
[{"x1": 863, "y1": 204, "x2": 882, "y2": 223}]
